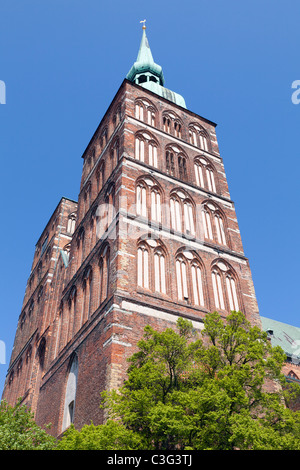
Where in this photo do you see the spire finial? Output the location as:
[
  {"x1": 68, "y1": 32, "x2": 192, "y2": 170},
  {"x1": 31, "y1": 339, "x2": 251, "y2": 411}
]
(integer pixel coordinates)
[{"x1": 140, "y1": 19, "x2": 146, "y2": 30}]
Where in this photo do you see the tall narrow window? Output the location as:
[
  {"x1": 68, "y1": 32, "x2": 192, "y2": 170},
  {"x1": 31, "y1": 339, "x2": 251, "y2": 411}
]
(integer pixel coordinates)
[
  {"x1": 147, "y1": 108, "x2": 155, "y2": 126},
  {"x1": 151, "y1": 189, "x2": 161, "y2": 223},
  {"x1": 191, "y1": 263, "x2": 204, "y2": 306},
  {"x1": 166, "y1": 151, "x2": 175, "y2": 176},
  {"x1": 154, "y1": 250, "x2": 166, "y2": 294},
  {"x1": 226, "y1": 275, "x2": 239, "y2": 311},
  {"x1": 194, "y1": 162, "x2": 205, "y2": 187},
  {"x1": 170, "y1": 197, "x2": 182, "y2": 232},
  {"x1": 136, "y1": 184, "x2": 147, "y2": 218},
  {"x1": 202, "y1": 209, "x2": 213, "y2": 240},
  {"x1": 215, "y1": 214, "x2": 226, "y2": 245},
  {"x1": 135, "y1": 103, "x2": 144, "y2": 121},
  {"x1": 212, "y1": 270, "x2": 225, "y2": 310},
  {"x1": 135, "y1": 137, "x2": 145, "y2": 162},
  {"x1": 62, "y1": 355, "x2": 78, "y2": 431},
  {"x1": 174, "y1": 122, "x2": 182, "y2": 138},
  {"x1": 200, "y1": 134, "x2": 208, "y2": 151},
  {"x1": 176, "y1": 257, "x2": 188, "y2": 300},
  {"x1": 206, "y1": 167, "x2": 216, "y2": 192},
  {"x1": 163, "y1": 116, "x2": 171, "y2": 133},
  {"x1": 149, "y1": 143, "x2": 158, "y2": 167},
  {"x1": 183, "y1": 201, "x2": 195, "y2": 236},
  {"x1": 137, "y1": 245, "x2": 149, "y2": 289},
  {"x1": 178, "y1": 155, "x2": 187, "y2": 180}
]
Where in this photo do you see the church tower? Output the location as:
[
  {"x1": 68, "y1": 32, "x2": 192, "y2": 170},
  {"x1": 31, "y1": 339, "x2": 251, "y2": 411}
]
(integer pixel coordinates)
[{"x1": 2, "y1": 25, "x2": 260, "y2": 436}]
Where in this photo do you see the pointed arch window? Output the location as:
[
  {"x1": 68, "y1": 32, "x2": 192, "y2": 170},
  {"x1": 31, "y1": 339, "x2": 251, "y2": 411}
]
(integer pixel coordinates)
[
  {"x1": 135, "y1": 102, "x2": 144, "y2": 121},
  {"x1": 154, "y1": 248, "x2": 166, "y2": 294},
  {"x1": 189, "y1": 124, "x2": 210, "y2": 151},
  {"x1": 62, "y1": 355, "x2": 78, "y2": 431},
  {"x1": 67, "y1": 212, "x2": 77, "y2": 234},
  {"x1": 151, "y1": 188, "x2": 161, "y2": 223},
  {"x1": 183, "y1": 200, "x2": 195, "y2": 236},
  {"x1": 176, "y1": 256, "x2": 188, "y2": 301},
  {"x1": 191, "y1": 261, "x2": 205, "y2": 307},
  {"x1": 166, "y1": 150, "x2": 175, "y2": 176},
  {"x1": 110, "y1": 138, "x2": 120, "y2": 172},
  {"x1": 136, "y1": 183, "x2": 147, "y2": 218},
  {"x1": 176, "y1": 251, "x2": 206, "y2": 306},
  {"x1": 225, "y1": 273, "x2": 239, "y2": 312},
  {"x1": 163, "y1": 115, "x2": 171, "y2": 134},
  {"x1": 136, "y1": 178, "x2": 162, "y2": 223},
  {"x1": 212, "y1": 269, "x2": 225, "y2": 310},
  {"x1": 135, "y1": 136, "x2": 145, "y2": 162},
  {"x1": 174, "y1": 121, "x2": 182, "y2": 139},
  {"x1": 135, "y1": 132, "x2": 158, "y2": 168},
  {"x1": 135, "y1": 99, "x2": 157, "y2": 126},
  {"x1": 212, "y1": 261, "x2": 240, "y2": 312},
  {"x1": 137, "y1": 239, "x2": 167, "y2": 295},
  {"x1": 137, "y1": 244, "x2": 149, "y2": 289},
  {"x1": 98, "y1": 246, "x2": 110, "y2": 305},
  {"x1": 170, "y1": 196, "x2": 182, "y2": 232},
  {"x1": 82, "y1": 267, "x2": 93, "y2": 325},
  {"x1": 206, "y1": 166, "x2": 216, "y2": 192},
  {"x1": 147, "y1": 107, "x2": 156, "y2": 126},
  {"x1": 170, "y1": 191, "x2": 195, "y2": 237},
  {"x1": 194, "y1": 161, "x2": 205, "y2": 188},
  {"x1": 201, "y1": 202, "x2": 227, "y2": 246},
  {"x1": 178, "y1": 155, "x2": 187, "y2": 181},
  {"x1": 148, "y1": 141, "x2": 158, "y2": 167}
]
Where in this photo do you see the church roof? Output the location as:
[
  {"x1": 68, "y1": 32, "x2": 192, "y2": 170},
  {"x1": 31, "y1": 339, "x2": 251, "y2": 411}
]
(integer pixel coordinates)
[
  {"x1": 126, "y1": 23, "x2": 186, "y2": 109},
  {"x1": 260, "y1": 316, "x2": 300, "y2": 362}
]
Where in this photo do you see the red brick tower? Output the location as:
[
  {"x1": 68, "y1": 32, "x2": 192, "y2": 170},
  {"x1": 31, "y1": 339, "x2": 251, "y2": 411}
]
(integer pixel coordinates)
[{"x1": 2, "y1": 25, "x2": 260, "y2": 436}]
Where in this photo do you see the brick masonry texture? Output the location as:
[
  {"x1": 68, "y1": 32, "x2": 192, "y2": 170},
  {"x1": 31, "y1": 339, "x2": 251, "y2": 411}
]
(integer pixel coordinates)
[{"x1": 2, "y1": 79, "x2": 267, "y2": 435}]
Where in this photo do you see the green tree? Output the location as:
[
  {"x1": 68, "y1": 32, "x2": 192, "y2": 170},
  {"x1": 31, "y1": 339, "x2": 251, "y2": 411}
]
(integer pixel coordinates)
[
  {"x1": 0, "y1": 399, "x2": 57, "y2": 450},
  {"x1": 59, "y1": 311, "x2": 300, "y2": 450},
  {"x1": 57, "y1": 420, "x2": 142, "y2": 450}
]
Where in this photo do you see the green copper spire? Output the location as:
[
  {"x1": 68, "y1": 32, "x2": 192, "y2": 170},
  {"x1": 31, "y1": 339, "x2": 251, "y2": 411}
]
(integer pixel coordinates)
[
  {"x1": 126, "y1": 22, "x2": 165, "y2": 86},
  {"x1": 126, "y1": 22, "x2": 186, "y2": 109}
]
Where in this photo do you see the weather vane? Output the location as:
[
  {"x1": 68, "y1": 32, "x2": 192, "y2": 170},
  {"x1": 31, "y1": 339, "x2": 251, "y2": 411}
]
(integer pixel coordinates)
[{"x1": 140, "y1": 19, "x2": 146, "y2": 30}]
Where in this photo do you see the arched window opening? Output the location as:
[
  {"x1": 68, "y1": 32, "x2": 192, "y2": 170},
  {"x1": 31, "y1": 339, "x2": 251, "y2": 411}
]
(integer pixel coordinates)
[
  {"x1": 183, "y1": 201, "x2": 195, "y2": 236},
  {"x1": 148, "y1": 142, "x2": 158, "y2": 167},
  {"x1": 138, "y1": 75, "x2": 147, "y2": 84},
  {"x1": 62, "y1": 355, "x2": 78, "y2": 431},
  {"x1": 154, "y1": 249, "x2": 166, "y2": 294},
  {"x1": 226, "y1": 274, "x2": 239, "y2": 312},
  {"x1": 191, "y1": 262, "x2": 205, "y2": 307},
  {"x1": 163, "y1": 116, "x2": 171, "y2": 134},
  {"x1": 178, "y1": 155, "x2": 187, "y2": 181},
  {"x1": 194, "y1": 161, "x2": 205, "y2": 188},
  {"x1": 170, "y1": 197, "x2": 182, "y2": 232},
  {"x1": 67, "y1": 213, "x2": 77, "y2": 234},
  {"x1": 151, "y1": 189, "x2": 161, "y2": 223},
  {"x1": 176, "y1": 256, "x2": 188, "y2": 301},
  {"x1": 166, "y1": 150, "x2": 175, "y2": 176},
  {"x1": 212, "y1": 269, "x2": 225, "y2": 310},
  {"x1": 206, "y1": 167, "x2": 216, "y2": 193},
  {"x1": 136, "y1": 183, "x2": 147, "y2": 218},
  {"x1": 135, "y1": 136, "x2": 145, "y2": 162},
  {"x1": 211, "y1": 261, "x2": 240, "y2": 312},
  {"x1": 174, "y1": 121, "x2": 182, "y2": 139},
  {"x1": 147, "y1": 107, "x2": 156, "y2": 126},
  {"x1": 137, "y1": 244, "x2": 149, "y2": 289}
]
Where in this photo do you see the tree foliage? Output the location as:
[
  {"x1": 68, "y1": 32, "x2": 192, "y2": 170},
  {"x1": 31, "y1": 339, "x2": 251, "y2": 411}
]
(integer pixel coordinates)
[
  {"x1": 94, "y1": 311, "x2": 300, "y2": 450},
  {"x1": 0, "y1": 399, "x2": 57, "y2": 450},
  {"x1": 8, "y1": 311, "x2": 300, "y2": 450}
]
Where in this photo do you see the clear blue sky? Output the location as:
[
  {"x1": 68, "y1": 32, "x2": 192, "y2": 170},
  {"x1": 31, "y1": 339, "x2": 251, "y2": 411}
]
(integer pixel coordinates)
[{"x1": 0, "y1": 0, "x2": 299, "y2": 395}]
